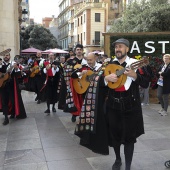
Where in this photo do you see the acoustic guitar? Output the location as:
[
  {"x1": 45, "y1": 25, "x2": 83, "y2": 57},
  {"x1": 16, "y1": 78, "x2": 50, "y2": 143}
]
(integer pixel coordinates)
[
  {"x1": 29, "y1": 65, "x2": 40, "y2": 77},
  {"x1": 0, "y1": 65, "x2": 14, "y2": 88},
  {"x1": 104, "y1": 58, "x2": 149, "y2": 89},
  {"x1": 73, "y1": 70, "x2": 97, "y2": 94}
]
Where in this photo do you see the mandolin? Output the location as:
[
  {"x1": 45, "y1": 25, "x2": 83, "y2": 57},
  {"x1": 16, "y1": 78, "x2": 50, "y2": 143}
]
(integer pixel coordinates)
[{"x1": 104, "y1": 58, "x2": 149, "y2": 89}]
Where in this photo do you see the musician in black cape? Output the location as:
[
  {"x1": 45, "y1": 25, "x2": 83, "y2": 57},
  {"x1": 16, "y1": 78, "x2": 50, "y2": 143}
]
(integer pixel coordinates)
[
  {"x1": 43, "y1": 53, "x2": 60, "y2": 114},
  {"x1": 75, "y1": 38, "x2": 150, "y2": 170},
  {"x1": 58, "y1": 44, "x2": 87, "y2": 122},
  {"x1": 26, "y1": 51, "x2": 45, "y2": 104},
  {"x1": 0, "y1": 50, "x2": 27, "y2": 125}
]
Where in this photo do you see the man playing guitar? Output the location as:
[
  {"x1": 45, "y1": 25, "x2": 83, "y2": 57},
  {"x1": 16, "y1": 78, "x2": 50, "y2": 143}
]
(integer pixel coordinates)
[{"x1": 0, "y1": 50, "x2": 27, "y2": 125}]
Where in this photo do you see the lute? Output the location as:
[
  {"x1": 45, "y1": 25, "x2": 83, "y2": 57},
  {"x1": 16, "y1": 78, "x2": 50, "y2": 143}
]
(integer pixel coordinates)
[{"x1": 104, "y1": 58, "x2": 149, "y2": 89}]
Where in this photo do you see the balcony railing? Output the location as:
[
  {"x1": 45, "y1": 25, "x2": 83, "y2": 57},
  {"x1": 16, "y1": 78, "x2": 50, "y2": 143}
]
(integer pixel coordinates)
[
  {"x1": 92, "y1": 40, "x2": 100, "y2": 45},
  {"x1": 68, "y1": 29, "x2": 74, "y2": 36}
]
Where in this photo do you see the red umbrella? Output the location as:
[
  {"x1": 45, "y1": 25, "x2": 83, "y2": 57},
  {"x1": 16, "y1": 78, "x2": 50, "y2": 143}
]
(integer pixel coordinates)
[
  {"x1": 21, "y1": 48, "x2": 42, "y2": 54},
  {"x1": 43, "y1": 48, "x2": 69, "y2": 54}
]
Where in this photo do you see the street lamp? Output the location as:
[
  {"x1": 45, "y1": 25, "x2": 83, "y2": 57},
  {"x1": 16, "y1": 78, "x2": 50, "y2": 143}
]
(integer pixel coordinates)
[
  {"x1": 19, "y1": 9, "x2": 28, "y2": 55},
  {"x1": 19, "y1": 9, "x2": 28, "y2": 22}
]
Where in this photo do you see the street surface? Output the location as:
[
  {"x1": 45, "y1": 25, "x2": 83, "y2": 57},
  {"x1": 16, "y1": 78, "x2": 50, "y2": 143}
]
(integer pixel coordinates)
[{"x1": 0, "y1": 91, "x2": 170, "y2": 170}]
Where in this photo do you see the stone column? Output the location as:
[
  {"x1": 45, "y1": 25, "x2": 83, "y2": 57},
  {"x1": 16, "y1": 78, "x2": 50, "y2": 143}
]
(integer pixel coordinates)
[{"x1": 0, "y1": 0, "x2": 20, "y2": 59}]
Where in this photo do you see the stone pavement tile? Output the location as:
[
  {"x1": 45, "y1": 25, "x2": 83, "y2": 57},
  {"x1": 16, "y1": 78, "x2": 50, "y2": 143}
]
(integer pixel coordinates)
[
  {"x1": 157, "y1": 150, "x2": 170, "y2": 160},
  {"x1": 41, "y1": 135, "x2": 77, "y2": 149},
  {"x1": 156, "y1": 129, "x2": 170, "y2": 139},
  {"x1": 44, "y1": 146, "x2": 85, "y2": 161},
  {"x1": 141, "y1": 138, "x2": 170, "y2": 151},
  {"x1": 0, "y1": 123, "x2": 9, "y2": 140},
  {"x1": 8, "y1": 128, "x2": 39, "y2": 141},
  {"x1": 9, "y1": 118, "x2": 36, "y2": 127},
  {"x1": 9, "y1": 123, "x2": 37, "y2": 131},
  {"x1": 38, "y1": 127, "x2": 69, "y2": 139},
  {"x1": 0, "y1": 139, "x2": 7, "y2": 152},
  {"x1": 59, "y1": 116, "x2": 78, "y2": 130},
  {"x1": 87, "y1": 155, "x2": 124, "y2": 170},
  {"x1": 3, "y1": 162, "x2": 48, "y2": 170},
  {"x1": 36, "y1": 116, "x2": 64, "y2": 128},
  {"x1": 47, "y1": 158, "x2": 93, "y2": 170},
  {"x1": 78, "y1": 145, "x2": 104, "y2": 158},
  {"x1": 37, "y1": 121, "x2": 64, "y2": 130},
  {"x1": 0, "y1": 152, "x2": 5, "y2": 167},
  {"x1": 7, "y1": 138, "x2": 42, "y2": 151},
  {"x1": 144, "y1": 120, "x2": 167, "y2": 131},
  {"x1": 132, "y1": 151, "x2": 167, "y2": 170},
  {"x1": 134, "y1": 140, "x2": 154, "y2": 153},
  {"x1": 138, "y1": 130, "x2": 166, "y2": 140},
  {"x1": 4, "y1": 149, "x2": 46, "y2": 165},
  {"x1": 70, "y1": 132, "x2": 80, "y2": 144},
  {"x1": 55, "y1": 109, "x2": 71, "y2": 117}
]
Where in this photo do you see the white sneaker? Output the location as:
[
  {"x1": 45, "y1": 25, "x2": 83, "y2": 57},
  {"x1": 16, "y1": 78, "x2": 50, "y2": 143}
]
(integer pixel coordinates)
[
  {"x1": 158, "y1": 108, "x2": 164, "y2": 114},
  {"x1": 161, "y1": 111, "x2": 168, "y2": 116}
]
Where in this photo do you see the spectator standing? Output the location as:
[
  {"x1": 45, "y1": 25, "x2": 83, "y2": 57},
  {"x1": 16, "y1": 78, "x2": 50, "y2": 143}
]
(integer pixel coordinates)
[{"x1": 156, "y1": 54, "x2": 170, "y2": 116}]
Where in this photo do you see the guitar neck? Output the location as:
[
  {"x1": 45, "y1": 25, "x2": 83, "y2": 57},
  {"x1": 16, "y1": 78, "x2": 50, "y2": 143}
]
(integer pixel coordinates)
[{"x1": 116, "y1": 59, "x2": 148, "y2": 77}]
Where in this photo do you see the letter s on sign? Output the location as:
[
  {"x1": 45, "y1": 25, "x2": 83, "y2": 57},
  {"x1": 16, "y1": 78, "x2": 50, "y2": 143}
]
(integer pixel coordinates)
[{"x1": 145, "y1": 41, "x2": 155, "y2": 54}]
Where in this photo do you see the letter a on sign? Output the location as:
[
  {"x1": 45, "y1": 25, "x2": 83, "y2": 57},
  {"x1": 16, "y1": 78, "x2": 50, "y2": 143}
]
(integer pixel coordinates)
[{"x1": 130, "y1": 41, "x2": 140, "y2": 53}]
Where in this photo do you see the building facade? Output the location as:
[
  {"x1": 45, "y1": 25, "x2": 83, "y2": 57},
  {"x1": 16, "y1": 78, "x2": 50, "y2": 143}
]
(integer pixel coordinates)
[
  {"x1": 42, "y1": 17, "x2": 53, "y2": 28},
  {"x1": 58, "y1": 0, "x2": 124, "y2": 54},
  {"x1": 0, "y1": 0, "x2": 29, "y2": 58},
  {"x1": 0, "y1": 0, "x2": 22, "y2": 58}
]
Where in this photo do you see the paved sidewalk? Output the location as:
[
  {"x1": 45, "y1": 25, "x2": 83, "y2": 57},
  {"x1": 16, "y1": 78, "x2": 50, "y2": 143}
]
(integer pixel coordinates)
[{"x1": 0, "y1": 91, "x2": 170, "y2": 170}]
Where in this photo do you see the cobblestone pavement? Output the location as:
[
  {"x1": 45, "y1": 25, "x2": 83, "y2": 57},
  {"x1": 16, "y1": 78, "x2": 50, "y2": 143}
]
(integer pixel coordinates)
[{"x1": 0, "y1": 91, "x2": 170, "y2": 170}]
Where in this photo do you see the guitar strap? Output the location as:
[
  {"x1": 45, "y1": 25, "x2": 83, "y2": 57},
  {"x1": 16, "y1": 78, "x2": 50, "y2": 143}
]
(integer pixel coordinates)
[{"x1": 75, "y1": 69, "x2": 104, "y2": 134}]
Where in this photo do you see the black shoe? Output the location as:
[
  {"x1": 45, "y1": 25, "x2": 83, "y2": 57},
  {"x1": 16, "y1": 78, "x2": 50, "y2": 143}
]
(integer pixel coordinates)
[
  {"x1": 35, "y1": 96, "x2": 38, "y2": 101},
  {"x1": 112, "y1": 159, "x2": 122, "y2": 170},
  {"x1": 9, "y1": 115, "x2": 15, "y2": 119},
  {"x1": 52, "y1": 107, "x2": 56, "y2": 112},
  {"x1": 71, "y1": 115, "x2": 76, "y2": 122},
  {"x1": 44, "y1": 109, "x2": 50, "y2": 113},
  {"x1": 37, "y1": 100, "x2": 41, "y2": 104},
  {"x1": 3, "y1": 119, "x2": 9, "y2": 125}
]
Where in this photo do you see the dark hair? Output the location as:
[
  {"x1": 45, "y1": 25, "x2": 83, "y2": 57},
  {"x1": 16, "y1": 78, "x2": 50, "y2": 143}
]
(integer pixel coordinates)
[
  {"x1": 75, "y1": 44, "x2": 83, "y2": 49},
  {"x1": 69, "y1": 49, "x2": 73, "y2": 52}
]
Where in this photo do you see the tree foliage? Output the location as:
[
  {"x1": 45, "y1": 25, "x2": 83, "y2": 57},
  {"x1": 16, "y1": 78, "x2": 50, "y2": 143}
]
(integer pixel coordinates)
[
  {"x1": 109, "y1": 0, "x2": 170, "y2": 33},
  {"x1": 21, "y1": 25, "x2": 58, "y2": 50}
]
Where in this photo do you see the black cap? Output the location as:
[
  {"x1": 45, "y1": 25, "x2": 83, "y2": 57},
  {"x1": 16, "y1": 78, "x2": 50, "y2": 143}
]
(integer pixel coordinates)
[{"x1": 112, "y1": 38, "x2": 130, "y2": 47}]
